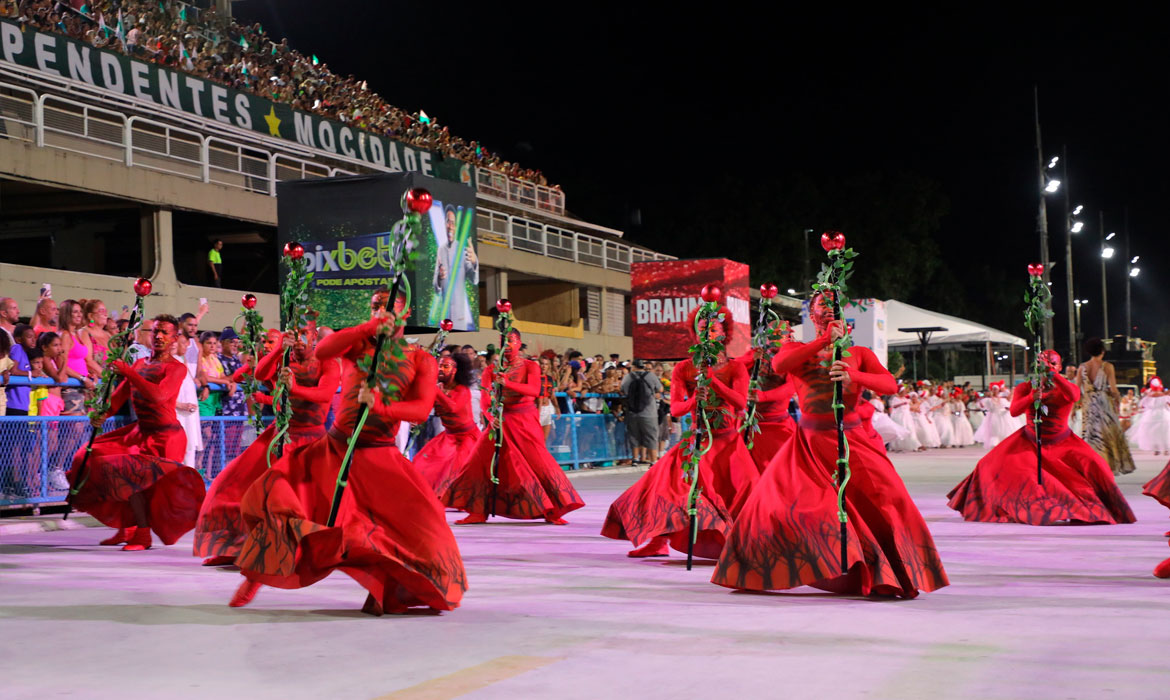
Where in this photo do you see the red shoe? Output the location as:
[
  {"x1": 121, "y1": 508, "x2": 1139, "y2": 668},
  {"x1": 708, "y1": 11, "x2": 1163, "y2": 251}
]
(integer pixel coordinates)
[
  {"x1": 202, "y1": 556, "x2": 236, "y2": 567},
  {"x1": 100, "y1": 528, "x2": 134, "y2": 546},
  {"x1": 121, "y1": 528, "x2": 152, "y2": 551},
  {"x1": 1155, "y1": 558, "x2": 1170, "y2": 579},
  {"x1": 361, "y1": 593, "x2": 384, "y2": 617},
  {"x1": 544, "y1": 516, "x2": 569, "y2": 525},
  {"x1": 628, "y1": 536, "x2": 669, "y2": 558},
  {"x1": 455, "y1": 513, "x2": 488, "y2": 525},
  {"x1": 229, "y1": 580, "x2": 261, "y2": 608}
]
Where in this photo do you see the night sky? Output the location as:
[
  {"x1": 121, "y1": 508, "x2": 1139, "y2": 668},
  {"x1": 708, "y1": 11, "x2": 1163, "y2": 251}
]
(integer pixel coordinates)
[{"x1": 233, "y1": 2, "x2": 1168, "y2": 360}]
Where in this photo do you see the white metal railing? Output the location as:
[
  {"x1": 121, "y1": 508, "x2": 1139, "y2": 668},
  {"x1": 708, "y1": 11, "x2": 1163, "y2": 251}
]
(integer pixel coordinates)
[
  {"x1": 3, "y1": 76, "x2": 673, "y2": 271},
  {"x1": 475, "y1": 167, "x2": 565, "y2": 215},
  {"x1": 476, "y1": 207, "x2": 674, "y2": 272}
]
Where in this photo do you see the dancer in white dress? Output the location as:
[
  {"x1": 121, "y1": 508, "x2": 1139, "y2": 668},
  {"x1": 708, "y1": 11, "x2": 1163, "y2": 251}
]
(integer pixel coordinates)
[
  {"x1": 911, "y1": 387, "x2": 942, "y2": 449},
  {"x1": 1129, "y1": 378, "x2": 1170, "y2": 454},
  {"x1": 867, "y1": 391, "x2": 911, "y2": 447},
  {"x1": 973, "y1": 380, "x2": 1016, "y2": 450},
  {"x1": 948, "y1": 389, "x2": 975, "y2": 446},
  {"x1": 966, "y1": 391, "x2": 985, "y2": 434},
  {"x1": 929, "y1": 387, "x2": 955, "y2": 447},
  {"x1": 887, "y1": 385, "x2": 922, "y2": 452}
]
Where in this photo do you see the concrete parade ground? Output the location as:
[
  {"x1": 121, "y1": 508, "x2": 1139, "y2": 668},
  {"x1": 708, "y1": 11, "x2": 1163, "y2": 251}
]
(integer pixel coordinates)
[{"x1": 2, "y1": 447, "x2": 1168, "y2": 700}]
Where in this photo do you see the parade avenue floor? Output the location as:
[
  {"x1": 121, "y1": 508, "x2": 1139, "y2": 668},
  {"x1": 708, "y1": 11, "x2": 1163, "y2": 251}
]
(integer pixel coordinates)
[{"x1": 2, "y1": 447, "x2": 1168, "y2": 700}]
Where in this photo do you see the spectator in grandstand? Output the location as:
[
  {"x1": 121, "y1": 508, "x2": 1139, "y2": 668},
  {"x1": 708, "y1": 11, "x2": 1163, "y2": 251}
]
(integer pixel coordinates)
[
  {"x1": 0, "y1": 297, "x2": 18, "y2": 346},
  {"x1": 173, "y1": 331, "x2": 202, "y2": 467},
  {"x1": 31, "y1": 297, "x2": 58, "y2": 334},
  {"x1": 126, "y1": 317, "x2": 154, "y2": 364},
  {"x1": 83, "y1": 298, "x2": 112, "y2": 373},
  {"x1": 4, "y1": 324, "x2": 35, "y2": 417},
  {"x1": 217, "y1": 327, "x2": 247, "y2": 417},
  {"x1": 208, "y1": 240, "x2": 224, "y2": 287},
  {"x1": 57, "y1": 299, "x2": 95, "y2": 415},
  {"x1": 0, "y1": 330, "x2": 12, "y2": 416},
  {"x1": 18, "y1": 0, "x2": 560, "y2": 193},
  {"x1": 537, "y1": 355, "x2": 560, "y2": 439},
  {"x1": 197, "y1": 331, "x2": 230, "y2": 417},
  {"x1": 622, "y1": 359, "x2": 664, "y2": 465}
]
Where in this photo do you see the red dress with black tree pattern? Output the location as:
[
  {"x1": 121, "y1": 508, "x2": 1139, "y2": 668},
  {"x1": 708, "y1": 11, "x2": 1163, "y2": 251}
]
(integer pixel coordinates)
[
  {"x1": 712, "y1": 333, "x2": 949, "y2": 598},
  {"x1": 235, "y1": 318, "x2": 467, "y2": 611},
  {"x1": 66, "y1": 357, "x2": 205, "y2": 544}
]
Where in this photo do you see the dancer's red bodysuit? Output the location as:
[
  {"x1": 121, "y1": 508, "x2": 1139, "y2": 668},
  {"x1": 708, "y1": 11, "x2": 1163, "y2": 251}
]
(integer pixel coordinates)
[
  {"x1": 712, "y1": 328, "x2": 949, "y2": 598},
  {"x1": 737, "y1": 349, "x2": 796, "y2": 473},
  {"x1": 193, "y1": 344, "x2": 340, "y2": 562},
  {"x1": 601, "y1": 356, "x2": 759, "y2": 558},
  {"x1": 235, "y1": 316, "x2": 466, "y2": 612},
  {"x1": 440, "y1": 355, "x2": 584, "y2": 522},
  {"x1": 67, "y1": 355, "x2": 205, "y2": 545},
  {"x1": 948, "y1": 373, "x2": 1135, "y2": 525},
  {"x1": 412, "y1": 381, "x2": 481, "y2": 495}
]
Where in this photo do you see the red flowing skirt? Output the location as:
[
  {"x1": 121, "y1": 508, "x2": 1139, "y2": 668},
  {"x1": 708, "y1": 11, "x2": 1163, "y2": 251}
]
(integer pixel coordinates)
[
  {"x1": 412, "y1": 424, "x2": 482, "y2": 496},
  {"x1": 1142, "y1": 459, "x2": 1170, "y2": 511},
  {"x1": 712, "y1": 423, "x2": 949, "y2": 598},
  {"x1": 947, "y1": 427, "x2": 1135, "y2": 525},
  {"x1": 236, "y1": 430, "x2": 467, "y2": 611},
  {"x1": 440, "y1": 406, "x2": 584, "y2": 520},
  {"x1": 747, "y1": 418, "x2": 796, "y2": 474},
  {"x1": 193, "y1": 424, "x2": 325, "y2": 559},
  {"x1": 67, "y1": 423, "x2": 205, "y2": 544},
  {"x1": 601, "y1": 428, "x2": 758, "y2": 559}
]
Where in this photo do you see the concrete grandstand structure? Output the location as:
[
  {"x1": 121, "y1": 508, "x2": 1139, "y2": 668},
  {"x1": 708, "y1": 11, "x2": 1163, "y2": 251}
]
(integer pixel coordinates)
[{"x1": 0, "y1": 18, "x2": 674, "y2": 356}]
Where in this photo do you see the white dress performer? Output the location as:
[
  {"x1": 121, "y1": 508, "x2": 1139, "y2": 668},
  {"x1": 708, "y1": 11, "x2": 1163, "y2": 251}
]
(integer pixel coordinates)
[
  {"x1": 174, "y1": 338, "x2": 202, "y2": 467},
  {"x1": 929, "y1": 390, "x2": 954, "y2": 447},
  {"x1": 911, "y1": 389, "x2": 942, "y2": 449},
  {"x1": 948, "y1": 393, "x2": 976, "y2": 447},
  {"x1": 967, "y1": 396, "x2": 985, "y2": 433},
  {"x1": 973, "y1": 381, "x2": 1016, "y2": 450},
  {"x1": 887, "y1": 389, "x2": 922, "y2": 452},
  {"x1": 1129, "y1": 381, "x2": 1170, "y2": 454},
  {"x1": 869, "y1": 395, "x2": 911, "y2": 447}
]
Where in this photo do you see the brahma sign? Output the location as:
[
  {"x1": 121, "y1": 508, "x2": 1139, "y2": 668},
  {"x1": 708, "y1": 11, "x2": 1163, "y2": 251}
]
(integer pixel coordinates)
[{"x1": 631, "y1": 259, "x2": 750, "y2": 360}]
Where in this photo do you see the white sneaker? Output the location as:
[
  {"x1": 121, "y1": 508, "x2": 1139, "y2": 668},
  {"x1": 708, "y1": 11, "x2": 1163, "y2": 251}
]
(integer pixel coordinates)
[{"x1": 48, "y1": 470, "x2": 70, "y2": 491}]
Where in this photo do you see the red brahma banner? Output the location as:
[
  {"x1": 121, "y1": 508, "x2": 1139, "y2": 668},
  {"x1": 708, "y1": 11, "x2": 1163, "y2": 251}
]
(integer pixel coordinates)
[{"x1": 630, "y1": 259, "x2": 750, "y2": 360}]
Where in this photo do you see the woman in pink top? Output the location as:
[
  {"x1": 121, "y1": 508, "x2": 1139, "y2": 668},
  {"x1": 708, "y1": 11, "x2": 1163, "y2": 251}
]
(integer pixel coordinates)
[{"x1": 57, "y1": 299, "x2": 95, "y2": 416}]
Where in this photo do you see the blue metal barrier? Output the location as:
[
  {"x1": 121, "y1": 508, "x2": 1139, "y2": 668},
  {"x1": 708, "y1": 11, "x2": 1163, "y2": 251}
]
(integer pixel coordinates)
[{"x1": 0, "y1": 409, "x2": 668, "y2": 507}]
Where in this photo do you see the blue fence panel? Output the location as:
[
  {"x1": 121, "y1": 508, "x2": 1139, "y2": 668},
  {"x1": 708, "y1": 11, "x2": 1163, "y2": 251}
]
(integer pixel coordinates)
[{"x1": 2, "y1": 410, "x2": 659, "y2": 507}]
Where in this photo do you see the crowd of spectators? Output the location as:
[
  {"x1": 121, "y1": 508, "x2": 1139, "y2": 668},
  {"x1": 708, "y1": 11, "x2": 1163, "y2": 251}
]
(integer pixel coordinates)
[{"x1": 4, "y1": 0, "x2": 558, "y2": 190}]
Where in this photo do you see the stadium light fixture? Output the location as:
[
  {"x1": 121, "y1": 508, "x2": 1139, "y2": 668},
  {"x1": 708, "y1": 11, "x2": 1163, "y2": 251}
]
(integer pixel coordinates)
[
  {"x1": 1045, "y1": 179, "x2": 1061, "y2": 193},
  {"x1": 1101, "y1": 247, "x2": 1115, "y2": 259},
  {"x1": 1072, "y1": 205, "x2": 1083, "y2": 216},
  {"x1": 1070, "y1": 221, "x2": 1084, "y2": 233},
  {"x1": 1131, "y1": 255, "x2": 1140, "y2": 264},
  {"x1": 1048, "y1": 156, "x2": 1060, "y2": 169},
  {"x1": 1130, "y1": 267, "x2": 1140, "y2": 278},
  {"x1": 1105, "y1": 232, "x2": 1117, "y2": 241},
  {"x1": 787, "y1": 288, "x2": 797, "y2": 295}
]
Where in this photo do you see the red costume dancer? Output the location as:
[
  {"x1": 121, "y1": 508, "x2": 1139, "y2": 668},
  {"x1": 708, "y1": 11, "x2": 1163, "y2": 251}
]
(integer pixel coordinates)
[
  {"x1": 602, "y1": 306, "x2": 759, "y2": 558},
  {"x1": 1142, "y1": 461, "x2": 1170, "y2": 514},
  {"x1": 737, "y1": 347, "x2": 796, "y2": 473},
  {"x1": 193, "y1": 329, "x2": 340, "y2": 565},
  {"x1": 441, "y1": 329, "x2": 584, "y2": 524},
  {"x1": 712, "y1": 294, "x2": 948, "y2": 598},
  {"x1": 948, "y1": 350, "x2": 1135, "y2": 525},
  {"x1": 66, "y1": 315, "x2": 206, "y2": 551},
  {"x1": 231, "y1": 290, "x2": 466, "y2": 614},
  {"x1": 412, "y1": 352, "x2": 481, "y2": 495}
]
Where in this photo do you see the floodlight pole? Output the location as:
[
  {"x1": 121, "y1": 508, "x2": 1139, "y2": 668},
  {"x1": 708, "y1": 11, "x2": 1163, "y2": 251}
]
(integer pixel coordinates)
[{"x1": 1033, "y1": 87, "x2": 1055, "y2": 351}]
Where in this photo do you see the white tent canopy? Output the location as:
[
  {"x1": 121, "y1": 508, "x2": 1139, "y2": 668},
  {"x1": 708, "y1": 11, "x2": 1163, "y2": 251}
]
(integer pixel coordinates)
[{"x1": 884, "y1": 300, "x2": 1027, "y2": 349}]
